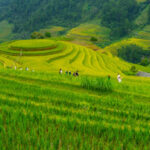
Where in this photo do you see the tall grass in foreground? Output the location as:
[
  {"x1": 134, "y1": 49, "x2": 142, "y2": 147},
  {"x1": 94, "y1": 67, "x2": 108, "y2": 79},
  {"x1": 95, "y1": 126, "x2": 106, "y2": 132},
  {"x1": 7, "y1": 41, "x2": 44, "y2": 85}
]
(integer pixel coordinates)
[
  {"x1": 81, "y1": 76, "x2": 113, "y2": 92},
  {"x1": 0, "y1": 69, "x2": 150, "y2": 149}
]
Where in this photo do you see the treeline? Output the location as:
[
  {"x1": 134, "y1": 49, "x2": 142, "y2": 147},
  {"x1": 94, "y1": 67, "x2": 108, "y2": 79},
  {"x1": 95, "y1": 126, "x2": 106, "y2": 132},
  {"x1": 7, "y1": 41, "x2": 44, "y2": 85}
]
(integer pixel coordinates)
[
  {"x1": 0, "y1": 0, "x2": 106, "y2": 35},
  {"x1": 148, "y1": 5, "x2": 150, "y2": 23},
  {"x1": 101, "y1": 0, "x2": 139, "y2": 37},
  {"x1": 118, "y1": 44, "x2": 150, "y2": 66},
  {"x1": 101, "y1": 0, "x2": 150, "y2": 38},
  {"x1": 0, "y1": 0, "x2": 149, "y2": 38}
]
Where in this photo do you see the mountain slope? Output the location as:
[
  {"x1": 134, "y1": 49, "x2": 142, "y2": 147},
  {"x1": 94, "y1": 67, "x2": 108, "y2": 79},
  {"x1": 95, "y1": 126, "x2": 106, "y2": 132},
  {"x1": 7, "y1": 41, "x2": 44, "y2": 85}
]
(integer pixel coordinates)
[
  {"x1": 0, "y1": 0, "x2": 106, "y2": 34},
  {"x1": 0, "y1": 0, "x2": 149, "y2": 40},
  {"x1": 0, "y1": 39, "x2": 150, "y2": 76}
]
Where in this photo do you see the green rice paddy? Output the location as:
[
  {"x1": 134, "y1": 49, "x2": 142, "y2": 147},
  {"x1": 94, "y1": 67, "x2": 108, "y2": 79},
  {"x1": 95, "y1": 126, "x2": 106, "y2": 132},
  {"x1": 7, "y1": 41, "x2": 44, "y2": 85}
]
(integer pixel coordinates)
[{"x1": 0, "y1": 39, "x2": 150, "y2": 149}]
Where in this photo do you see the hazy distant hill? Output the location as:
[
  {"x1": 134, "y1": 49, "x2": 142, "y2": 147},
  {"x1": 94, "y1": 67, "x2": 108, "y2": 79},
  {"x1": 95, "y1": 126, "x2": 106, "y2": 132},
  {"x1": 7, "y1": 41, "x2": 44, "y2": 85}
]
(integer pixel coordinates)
[{"x1": 0, "y1": 0, "x2": 149, "y2": 39}]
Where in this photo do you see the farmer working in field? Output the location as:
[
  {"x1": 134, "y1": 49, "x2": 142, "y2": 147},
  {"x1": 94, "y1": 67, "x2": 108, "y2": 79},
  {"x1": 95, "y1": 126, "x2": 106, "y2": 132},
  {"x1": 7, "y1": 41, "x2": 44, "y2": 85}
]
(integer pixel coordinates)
[
  {"x1": 69, "y1": 71, "x2": 71, "y2": 75},
  {"x1": 108, "y1": 75, "x2": 111, "y2": 80},
  {"x1": 76, "y1": 71, "x2": 79, "y2": 77},
  {"x1": 117, "y1": 74, "x2": 122, "y2": 83},
  {"x1": 59, "y1": 68, "x2": 63, "y2": 74}
]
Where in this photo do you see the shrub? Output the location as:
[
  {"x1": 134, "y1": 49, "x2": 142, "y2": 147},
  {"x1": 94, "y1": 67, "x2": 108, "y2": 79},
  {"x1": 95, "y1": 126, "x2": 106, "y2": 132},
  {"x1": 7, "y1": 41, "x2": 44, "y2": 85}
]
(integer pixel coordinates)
[
  {"x1": 31, "y1": 32, "x2": 38, "y2": 39},
  {"x1": 81, "y1": 76, "x2": 113, "y2": 92},
  {"x1": 31, "y1": 32, "x2": 44, "y2": 39},
  {"x1": 140, "y1": 57, "x2": 150, "y2": 66},
  {"x1": 45, "y1": 32, "x2": 51, "y2": 38},
  {"x1": 130, "y1": 66, "x2": 137, "y2": 73},
  {"x1": 123, "y1": 66, "x2": 138, "y2": 76},
  {"x1": 90, "y1": 37, "x2": 98, "y2": 42}
]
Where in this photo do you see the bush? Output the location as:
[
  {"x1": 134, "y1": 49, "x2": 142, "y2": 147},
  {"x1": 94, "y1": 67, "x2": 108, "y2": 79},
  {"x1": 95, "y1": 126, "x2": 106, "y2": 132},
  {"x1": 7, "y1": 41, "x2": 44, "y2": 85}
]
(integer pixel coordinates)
[
  {"x1": 45, "y1": 32, "x2": 51, "y2": 38},
  {"x1": 81, "y1": 77, "x2": 113, "y2": 92},
  {"x1": 31, "y1": 32, "x2": 37, "y2": 39},
  {"x1": 31, "y1": 32, "x2": 44, "y2": 39},
  {"x1": 123, "y1": 66, "x2": 138, "y2": 76},
  {"x1": 140, "y1": 57, "x2": 150, "y2": 66},
  {"x1": 90, "y1": 37, "x2": 98, "y2": 42},
  {"x1": 130, "y1": 66, "x2": 137, "y2": 73}
]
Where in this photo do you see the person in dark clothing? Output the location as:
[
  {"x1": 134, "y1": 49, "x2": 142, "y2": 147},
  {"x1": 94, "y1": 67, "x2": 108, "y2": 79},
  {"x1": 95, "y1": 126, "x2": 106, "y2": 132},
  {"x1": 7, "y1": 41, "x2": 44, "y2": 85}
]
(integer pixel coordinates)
[
  {"x1": 73, "y1": 72, "x2": 76, "y2": 76},
  {"x1": 69, "y1": 71, "x2": 71, "y2": 75},
  {"x1": 65, "y1": 71, "x2": 68, "y2": 75},
  {"x1": 76, "y1": 71, "x2": 79, "y2": 76}
]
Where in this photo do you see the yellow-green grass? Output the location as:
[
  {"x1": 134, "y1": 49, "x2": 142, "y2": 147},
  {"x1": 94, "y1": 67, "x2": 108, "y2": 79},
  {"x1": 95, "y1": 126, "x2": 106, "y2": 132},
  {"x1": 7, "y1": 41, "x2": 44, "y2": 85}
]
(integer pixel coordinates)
[
  {"x1": 39, "y1": 26, "x2": 66, "y2": 36},
  {"x1": 68, "y1": 23, "x2": 110, "y2": 38},
  {"x1": 104, "y1": 16, "x2": 150, "y2": 56},
  {"x1": 10, "y1": 39, "x2": 56, "y2": 49},
  {"x1": 0, "y1": 20, "x2": 14, "y2": 42},
  {"x1": 104, "y1": 37, "x2": 150, "y2": 55},
  {"x1": 0, "y1": 68, "x2": 150, "y2": 149},
  {"x1": 0, "y1": 38, "x2": 150, "y2": 149},
  {"x1": 135, "y1": 5, "x2": 149, "y2": 26},
  {"x1": 0, "y1": 39, "x2": 65, "y2": 56},
  {"x1": 133, "y1": 25, "x2": 150, "y2": 40},
  {"x1": 67, "y1": 23, "x2": 111, "y2": 47},
  {"x1": 0, "y1": 39, "x2": 150, "y2": 76}
]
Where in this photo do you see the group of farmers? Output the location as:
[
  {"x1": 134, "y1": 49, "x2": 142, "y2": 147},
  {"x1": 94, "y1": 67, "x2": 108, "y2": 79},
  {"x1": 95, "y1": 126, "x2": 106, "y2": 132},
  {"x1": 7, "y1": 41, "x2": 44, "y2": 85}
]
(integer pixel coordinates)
[
  {"x1": 59, "y1": 68, "x2": 122, "y2": 83},
  {"x1": 59, "y1": 68, "x2": 79, "y2": 77}
]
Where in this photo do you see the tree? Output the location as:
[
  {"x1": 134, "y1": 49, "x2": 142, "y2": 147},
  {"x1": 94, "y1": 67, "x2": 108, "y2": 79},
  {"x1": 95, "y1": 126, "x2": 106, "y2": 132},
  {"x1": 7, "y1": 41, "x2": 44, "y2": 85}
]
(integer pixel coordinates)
[
  {"x1": 140, "y1": 57, "x2": 150, "y2": 66},
  {"x1": 31, "y1": 32, "x2": 38, "y2": 39},
  {"x1": 148, "y1": 5, "x2": 150, "y2": 24},
  {"x1": 38, "y1": 33, "x2": 44, "y2": 39},
  {"x1": 130, "y1": 66, "x2": 137, "y2": 73},
  {"x1": 118, "y1": 44, "x2": 146, "y2": 63},
  {"x1": 90, "y1": 37, "x2": 98, "y2": 42},
  {"x1": 101, "y1": 0, "x2": 139, "y2": 38},
  {"x1": 31, "y1": 32, "x2": 44, "y2": 39},
  {"x1": 45, "y1": 32, "x2": 51, "y2": 38}
]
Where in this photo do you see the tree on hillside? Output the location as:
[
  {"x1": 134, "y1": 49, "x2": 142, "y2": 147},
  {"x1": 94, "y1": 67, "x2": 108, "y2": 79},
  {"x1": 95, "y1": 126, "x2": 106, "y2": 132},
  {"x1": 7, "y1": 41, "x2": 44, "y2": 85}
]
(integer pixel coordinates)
[
  {"x1": 90, "y1": 37, "x2": 98, "y2": 42},
  {"x1": 140, "y1": 57, "x2": 150, "y2": 66},
  {"x1": 45, "y1": 32, "x2": 51, "y2": 38},
  {"x1": 0, "y1": 0, "x2": 109, "y2": 37},
  {"x1": 31, "y1": 32, "x2": 38, "y2": 39},
  {"x1": 31, "y1": 32, "x2": 44, "y2": 39},
  {"x1": 130, "y1": 66, "x2": 137, "y2": 73},
  {"x1": 148, "y1": 5, "x2": 150, "y2": 24},
  {"x1": 118, "y1": 44, "x2": 146, "y2": 63},
  {"x1": 101, "y1": 0, "x2": 139, "y2": 38}
]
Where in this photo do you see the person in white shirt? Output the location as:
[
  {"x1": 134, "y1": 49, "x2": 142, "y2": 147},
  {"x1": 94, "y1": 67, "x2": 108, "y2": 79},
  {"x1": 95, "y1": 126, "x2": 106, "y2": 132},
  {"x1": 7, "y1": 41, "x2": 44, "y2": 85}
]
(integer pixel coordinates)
[
  {"x1": 59, "y1": 68, "x2": 63, "y2": 74},
  {"x1": 117, "y1": 74, "x2": 122, "y2": 83}
]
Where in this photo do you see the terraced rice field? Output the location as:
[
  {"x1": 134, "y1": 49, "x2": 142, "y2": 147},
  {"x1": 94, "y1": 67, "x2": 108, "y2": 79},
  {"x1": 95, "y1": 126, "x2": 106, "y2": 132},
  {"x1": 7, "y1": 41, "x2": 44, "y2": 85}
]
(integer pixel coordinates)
[
  {"x1": 67, "y1": 23, "x2": 111, "y2": 48},
  {"x1": 0, "y1": 68, "x2": 150, "y2": 149},
  {"x1": 0, "y1": 40, "x2": 65, "y2": 56},
  {"x1": 0, "y1": 39, "x2": 149, "y2": 75},
  {"x1": 134, "y1": 25, "x2": 150, "y2": 41},
  {"x1": 0, "y1": 39, "x2": 150, "y2": 149}
]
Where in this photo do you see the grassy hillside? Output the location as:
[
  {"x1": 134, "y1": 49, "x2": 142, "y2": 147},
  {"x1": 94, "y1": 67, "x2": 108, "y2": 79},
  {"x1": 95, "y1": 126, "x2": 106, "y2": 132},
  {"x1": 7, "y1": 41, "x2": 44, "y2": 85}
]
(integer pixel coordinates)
[
  {"x1": 135, "y1": 4, "x2": 149, "y2": 25},
  {"x1": 66, "y1": 23, "x2": 111, "y2": 49},
  {"x1": 0, "y1": 0, "x2": 148, "y2": 40},
  {"x1": 0, "y1": 20, "x2": 13, "y2": 42},
  {"x1": 39, "y1": 26, "x2": 66, "y2": 37},
  {"x1": 133, "y1": 25, "x2": 150, "y2": 40},
  {"x1": 0, "y1": 38, "x2": 150, "y2": 149},
  {"x1": 104, "y1": 37, "x2": 150, "y2": 55},
  {"x1": 0, "y1": 1, "x2": 150, "y2": 149},
  {"x1": 0, "y1": 67, "x2": 150, "y2": 149},
  {"x1": 0, "y1": 39, "x2": 150, "y2": 75},
  {"x1": 104, "y1": 6, "x2": 150, "y2": 55}
]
